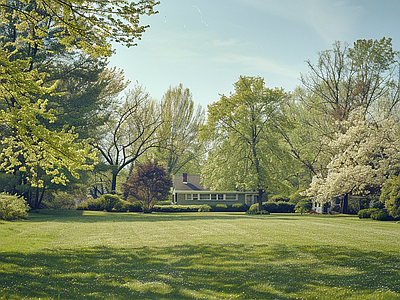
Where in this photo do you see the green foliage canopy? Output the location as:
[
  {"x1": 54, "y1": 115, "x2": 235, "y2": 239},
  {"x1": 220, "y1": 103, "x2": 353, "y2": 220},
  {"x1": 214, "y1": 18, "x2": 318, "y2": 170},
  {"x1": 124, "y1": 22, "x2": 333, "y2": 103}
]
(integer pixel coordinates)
[{"x1": 200, "y1": 76, "x2": 293, "y2": 208}]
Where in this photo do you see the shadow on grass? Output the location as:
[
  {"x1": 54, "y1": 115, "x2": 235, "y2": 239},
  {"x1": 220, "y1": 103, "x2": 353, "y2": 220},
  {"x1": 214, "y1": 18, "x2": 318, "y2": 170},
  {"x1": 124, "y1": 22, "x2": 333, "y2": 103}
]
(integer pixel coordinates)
[{"x1": 1, "y1": 244, "x2": 400, "y2": 300}]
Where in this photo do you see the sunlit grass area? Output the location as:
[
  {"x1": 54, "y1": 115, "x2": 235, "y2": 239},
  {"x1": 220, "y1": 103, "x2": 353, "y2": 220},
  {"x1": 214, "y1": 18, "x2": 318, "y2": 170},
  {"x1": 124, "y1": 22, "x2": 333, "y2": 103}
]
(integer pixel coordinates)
[{"x1": 1, "y1": 211, "x2": 400, "y2": 299}]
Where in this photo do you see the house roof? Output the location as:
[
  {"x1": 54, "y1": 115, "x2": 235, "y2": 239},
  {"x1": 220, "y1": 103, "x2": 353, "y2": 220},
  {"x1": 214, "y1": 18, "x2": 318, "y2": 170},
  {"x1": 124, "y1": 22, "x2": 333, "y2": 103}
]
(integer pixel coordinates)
[{"x1": 173, "y1": 174, "x2": 210, "y2": 191}]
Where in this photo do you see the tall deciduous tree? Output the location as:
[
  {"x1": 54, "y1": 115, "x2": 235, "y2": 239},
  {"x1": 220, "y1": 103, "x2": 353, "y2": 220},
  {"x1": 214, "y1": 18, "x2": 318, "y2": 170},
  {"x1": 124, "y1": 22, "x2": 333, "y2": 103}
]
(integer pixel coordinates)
[
  {"x1": 301, "y1": 38, "x2": 400, "y2": 122},
  {"x1": 0, "y1": 0, "x2": 158, "y2": 205},
  {"x1": 94, "y1": 84, "x2": 163, "y2": 193},
  {"x1": 156, "y1": 84, "x2": 205, "y2": 175},
  {"x1": 122, "y1": 160, "x2": 171, "y2": 212},
  {"x1": 200, "y1": 76, "x2": 292, "y2": 210}
]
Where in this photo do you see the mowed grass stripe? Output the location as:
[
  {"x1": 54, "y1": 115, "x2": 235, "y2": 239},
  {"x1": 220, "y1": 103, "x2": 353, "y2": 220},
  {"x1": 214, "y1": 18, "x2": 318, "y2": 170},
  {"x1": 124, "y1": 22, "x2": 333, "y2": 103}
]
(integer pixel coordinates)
[{"x1": 0, "y1": 210, "x2": 399, "y2": 299}]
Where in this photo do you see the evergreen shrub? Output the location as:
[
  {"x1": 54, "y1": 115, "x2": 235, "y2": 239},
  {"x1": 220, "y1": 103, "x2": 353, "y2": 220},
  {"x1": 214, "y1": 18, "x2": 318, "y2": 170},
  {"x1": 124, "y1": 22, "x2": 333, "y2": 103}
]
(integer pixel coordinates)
[
  {"x1": 264, "y1": 202, "x2": 278, "y2": 213},
  {"x1": 370, "y1": 209, "x2": 390, "y2": 221},
  {"x1": 277, "y1": 202, "x2": 295, "y2": 213},
  {"x1": 230, "y1": 203, "x2": 248, "y2": 212},
  {"x1": 213, "y1": 204, "x2": 228, "y2": 211}
]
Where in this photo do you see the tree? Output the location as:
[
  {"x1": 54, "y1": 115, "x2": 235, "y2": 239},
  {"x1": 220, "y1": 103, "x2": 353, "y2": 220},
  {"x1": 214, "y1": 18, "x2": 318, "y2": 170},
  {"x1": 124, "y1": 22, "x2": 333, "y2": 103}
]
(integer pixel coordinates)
[
  {"x1": 304, "y1": 110, "x2": 400, "y2": 213},
  {"x1": 200, "y1": 76, "x2": 292, "y2": 211},
  {"x1": 300, "y1": 38, "x2": 400, "y2": 122},
  {"x1": 0, "y1": 0, "x2": 158, "y2": 204},
  {"x1": 122, "y1": 160, "x2": 171, "y2": 212},
  {"x1": 156, "y1": 84, "x2": 205, "y2": 175},
  {"x1": 94, "y1": 84, "x2": 163, "y2": 193}
]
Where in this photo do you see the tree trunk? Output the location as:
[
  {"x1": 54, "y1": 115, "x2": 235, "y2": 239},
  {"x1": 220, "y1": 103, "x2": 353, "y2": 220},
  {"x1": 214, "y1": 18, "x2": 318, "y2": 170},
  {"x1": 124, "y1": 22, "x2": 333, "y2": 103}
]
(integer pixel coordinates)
[
  {"x1": 258, "y1": 188, "x2": 263, "y2": 211},
  {"x1": 111, "y1": 171, "x2": 118, "y2": 194},
  {"x1": 341, "y1": 193, "x2": 349, "y2": 214}
]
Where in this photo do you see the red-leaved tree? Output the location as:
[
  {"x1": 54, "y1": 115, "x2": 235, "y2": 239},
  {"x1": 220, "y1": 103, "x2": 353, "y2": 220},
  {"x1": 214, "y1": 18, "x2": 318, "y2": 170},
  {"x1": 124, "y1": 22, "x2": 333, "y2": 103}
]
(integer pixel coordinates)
[{"x1": 122, "y1": 161, "x2": 171, "y2": 212}]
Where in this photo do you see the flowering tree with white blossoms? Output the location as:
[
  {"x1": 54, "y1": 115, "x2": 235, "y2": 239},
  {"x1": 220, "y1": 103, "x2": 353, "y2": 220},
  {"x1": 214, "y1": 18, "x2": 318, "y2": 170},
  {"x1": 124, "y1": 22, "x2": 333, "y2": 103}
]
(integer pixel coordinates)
[{"x1": 305, "y1": 110, "x2": 400, "y2": 212}]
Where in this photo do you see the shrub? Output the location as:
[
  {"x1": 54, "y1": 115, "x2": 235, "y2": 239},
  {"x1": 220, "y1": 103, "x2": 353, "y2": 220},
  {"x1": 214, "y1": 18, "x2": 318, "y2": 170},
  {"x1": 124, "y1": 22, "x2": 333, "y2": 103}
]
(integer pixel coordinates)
[
  {"x1": 277, "y1": 202, "x2": 295, "y2": 213},
  {"x1": 42, "y1": 192, "x2": 76, "y2": 210},
  {"x1": 152, "y1": 205, "x2": 203, "y2": 212},
  {"x1": 246, "y1": 204, "x2": 270, "y2": 215},
  {"x1": 125, "y1": 201, "x2": 143, "y2": 212},
  {"x1": 371, "y1": 209, "x2": 391, "y2": 221},
  {"x1": 358, "y1": 208, "x2": 378, "y2": 219},
  {"x1": 213, "y1": 204, "x2": 228, "y2": 211},
  {"x1": 230, "y1": 203, "x2": 248, "y2": 212},
  {"x1": 295, "y1": 199, "x2": 313, "y2": 214},
  {"x1": 0, "y1": 193, "x2": 29, "y2": 221},
  {"x1": 263, "y1": 202, "x2": 278, "y2": 213},
  {"x1": 76, "y1": 194, "x2": 134, "y2": 212},
  {"x1": 99, "y1": 194, "x2": 121, "y2": 212},
  {"x1": 198, "y1": 204, "x2": 212, "y2": 212}
]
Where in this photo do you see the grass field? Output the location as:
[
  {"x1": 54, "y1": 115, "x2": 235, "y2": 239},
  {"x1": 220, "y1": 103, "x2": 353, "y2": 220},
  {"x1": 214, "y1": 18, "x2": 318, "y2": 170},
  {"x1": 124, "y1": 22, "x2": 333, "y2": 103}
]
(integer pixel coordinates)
[{"x1": 0, "y1": 210, "x2": 400, "y2": 300}]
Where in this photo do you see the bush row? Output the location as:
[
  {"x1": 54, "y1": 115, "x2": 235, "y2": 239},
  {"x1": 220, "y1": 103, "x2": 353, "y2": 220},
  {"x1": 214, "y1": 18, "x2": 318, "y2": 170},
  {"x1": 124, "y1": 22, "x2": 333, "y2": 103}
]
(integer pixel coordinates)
[
  {"x1": 153, "y1": 203, "x2": 248, "y2": 213},
  {"x1": 248, "y1": 202, "x2": 296, "y2": 213},
  {"x1": 76, "y1": 194, "x2": 142, "y2": 212},
  {"x1": 358, "y1": 208, "x2": 394, "y2": 221}
]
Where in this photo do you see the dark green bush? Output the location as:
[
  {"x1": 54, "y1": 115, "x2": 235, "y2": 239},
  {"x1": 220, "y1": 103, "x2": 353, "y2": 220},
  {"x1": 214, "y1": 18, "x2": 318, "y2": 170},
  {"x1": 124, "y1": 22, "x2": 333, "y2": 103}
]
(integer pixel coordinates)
[
  {"x1": 277, "y1": 202, "x2": 295, "y2": 213},
  {"x1": 371, "y1": 209, "x2": 390, "y2": 221},
  {"x1": 358, "y1": 208, "x2": 378, "y2": 219},
  {"x1": 230, "y1": 203, "x2": 248, "y2": 212},
  {"x1": 0, "y1": 193, "x2": 29, "y2": 220},
  {"x1": 263, "y1": 202, "x2": 278, "y2": 213},
  {"x1": 213, "y1": 204, "x2": 228, "y2": 211}
]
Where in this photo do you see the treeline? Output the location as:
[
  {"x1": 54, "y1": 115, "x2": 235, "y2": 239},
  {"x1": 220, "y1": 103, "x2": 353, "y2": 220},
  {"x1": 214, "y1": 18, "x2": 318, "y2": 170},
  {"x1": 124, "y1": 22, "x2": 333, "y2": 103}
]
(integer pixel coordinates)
[{"x1": 1, "y1": 2, "x2": 400, "y2": 218}]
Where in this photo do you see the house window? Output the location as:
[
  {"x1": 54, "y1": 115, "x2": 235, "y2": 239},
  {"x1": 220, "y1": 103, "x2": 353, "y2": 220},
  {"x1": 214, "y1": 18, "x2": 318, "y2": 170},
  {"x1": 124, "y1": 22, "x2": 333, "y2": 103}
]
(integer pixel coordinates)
[
  {"x1": 186, "y1": 194, "x2": 192, "y2": 200},
  {"x1": 225, "y1": 194, "x2": 237, "y2": 201},
  {"x1": 200, "y1": 194, "x2": 210, "y2": 200},
  {"x1": 193, "y1": 194, "x2": 198, "y2": 200},
  {"x1": 211, "y1": 194, "x2": 217, "y2": 200},
  {"x1": 218, "y1": 194, "x2": 224, "y2": 200}
]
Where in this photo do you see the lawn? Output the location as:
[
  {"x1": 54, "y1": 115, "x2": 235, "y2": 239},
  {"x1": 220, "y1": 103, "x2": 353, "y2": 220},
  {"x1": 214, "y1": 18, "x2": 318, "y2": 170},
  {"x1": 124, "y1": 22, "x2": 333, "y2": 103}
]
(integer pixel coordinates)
[{"x1": 0, "y1": 211, "x2": 400, "y2": 299}]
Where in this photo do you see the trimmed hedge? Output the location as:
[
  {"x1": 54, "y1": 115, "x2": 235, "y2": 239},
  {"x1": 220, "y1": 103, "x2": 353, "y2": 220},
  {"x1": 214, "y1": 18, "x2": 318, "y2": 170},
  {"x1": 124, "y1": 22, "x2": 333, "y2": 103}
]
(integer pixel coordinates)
[
  {"x1": 152, "y1": 205, "x2": 203, "y2": 212},
  {"x1": 251, "y1": 202, "x2": 295, "y2": 213},
  {"x1": 213, "y1": 204, "x2": 228, "y2": 211},
  {"x1": 230, "y1": 203, "x2": 248, "y2": 212}
]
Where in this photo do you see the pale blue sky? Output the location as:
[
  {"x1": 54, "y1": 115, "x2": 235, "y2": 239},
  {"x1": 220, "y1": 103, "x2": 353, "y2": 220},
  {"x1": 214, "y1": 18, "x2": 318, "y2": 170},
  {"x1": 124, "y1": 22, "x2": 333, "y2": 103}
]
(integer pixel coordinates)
[{"x1": 109, "y1": 0, "x2": 400, "y2": 109}]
